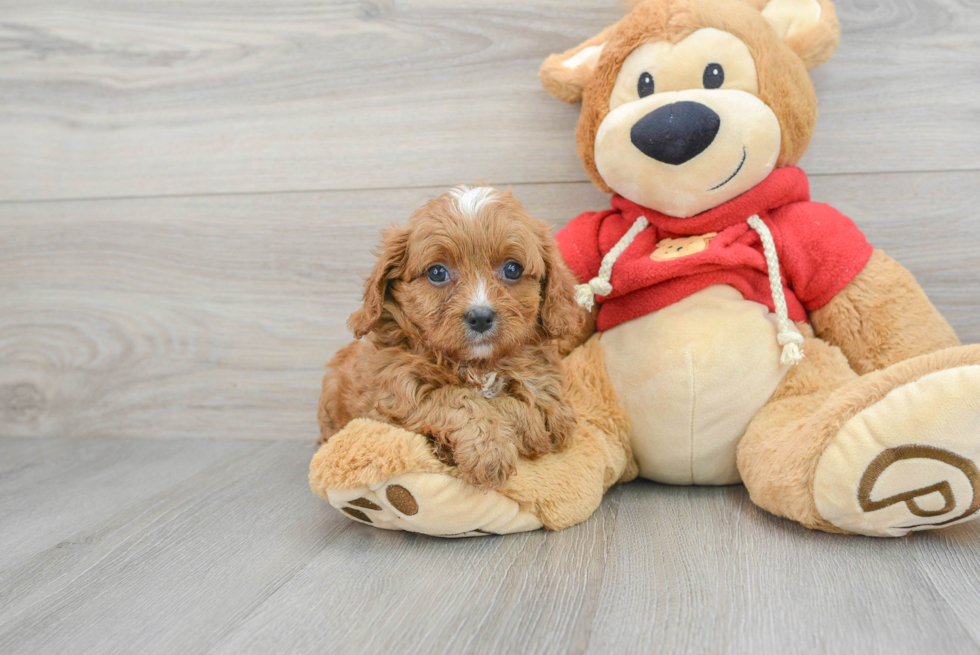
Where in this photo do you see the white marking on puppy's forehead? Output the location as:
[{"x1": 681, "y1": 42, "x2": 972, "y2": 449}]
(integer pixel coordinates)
[{"x1": 448, "y1": 185, "x2": 500, "y2": 220}]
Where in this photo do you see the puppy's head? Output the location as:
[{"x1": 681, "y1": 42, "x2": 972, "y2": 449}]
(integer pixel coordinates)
[{"x1": 349, "y1": 186, "x2": 582, "y2": 361}]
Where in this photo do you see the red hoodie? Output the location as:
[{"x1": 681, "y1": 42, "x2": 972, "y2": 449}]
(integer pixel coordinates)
[{"x1": 555, "y1": 167, "x2": 874, "y2": 332}]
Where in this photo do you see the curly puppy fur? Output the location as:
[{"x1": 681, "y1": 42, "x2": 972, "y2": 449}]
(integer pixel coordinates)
[{"x1": 318, "y1": 187, "x2": 585, "y2": 490}]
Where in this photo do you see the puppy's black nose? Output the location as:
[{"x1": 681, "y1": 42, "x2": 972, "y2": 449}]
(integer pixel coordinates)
[
  {"x1": 465, "y1": 308, "x2": 496, "y2": 334},
  {"x1": 630, "y1": 101, "x2": 720, "y2": 165}
]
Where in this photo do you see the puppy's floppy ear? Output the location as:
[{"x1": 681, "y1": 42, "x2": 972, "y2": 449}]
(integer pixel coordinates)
[
  {"x1": 348, "y1": 225, "x2": 410, "y2": 339},
  {"x1": 539, "y1": 228, "x2": 585, "y2": 339},
  {"x1": 539, "y1": 21, "x2": 621, "y2": 104},
  {"x1": 759, "y1": 0, "x2": 840, "y2": 69}
]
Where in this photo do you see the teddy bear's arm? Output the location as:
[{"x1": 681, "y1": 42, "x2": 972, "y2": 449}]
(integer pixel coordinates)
[{"x1": 809, "y1": 250, "x2": 960, "y2": 375}]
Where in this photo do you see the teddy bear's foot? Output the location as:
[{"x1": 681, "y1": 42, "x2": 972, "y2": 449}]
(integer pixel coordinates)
[
  {"x1": 310, "y1": 418, "x2": 543, "y2": 538},
  {"x1": 325, "y1": 473, "x2": 543, "y2": 537},
  {"x1": 814, "y1": 346, "x2": 980, "y2": 537}
]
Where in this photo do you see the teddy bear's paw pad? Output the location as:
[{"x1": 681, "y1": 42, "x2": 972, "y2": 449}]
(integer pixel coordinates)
[
  {"x1": 815, "y1": 365, "x2": 980, "y2": 537},
  {"x1": 326, "y1": 472, "x2": 543, "y2": 538}
]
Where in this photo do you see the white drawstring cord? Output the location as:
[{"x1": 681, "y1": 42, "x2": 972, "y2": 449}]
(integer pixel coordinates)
[
  {"x1": 575, "y1": 216, "x2": 650, "y2": 311},
  {"x1": 747, "y1": 215, "x2": 805, "y2": 366},
  {"x1": 574, "y1": 212, "x2": 804, "y2": 366}
]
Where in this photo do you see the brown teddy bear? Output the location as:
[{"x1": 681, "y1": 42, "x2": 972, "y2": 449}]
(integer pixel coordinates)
[{"x1": 310, "y1": 0, "x2": 980, "y2": 538}]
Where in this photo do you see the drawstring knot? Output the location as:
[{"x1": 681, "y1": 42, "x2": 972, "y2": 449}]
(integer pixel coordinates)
[
  {"x1": 574, "y1": 278, "x2": 613, "y2": 311},
  {"x1": 776, "y1": 330, "x2": 805, "y2": 366},
  {"x1": 747, "y1": 214, "x2": 805, "y2": 366},
  {"x1": 575, "y1": 216, "x2": 649, "y2": 311}
]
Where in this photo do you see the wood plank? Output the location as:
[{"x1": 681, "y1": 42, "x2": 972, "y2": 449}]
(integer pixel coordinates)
[
  {"x1": 2, "y1": 437, "x2": 979, "y2": 654},
  {"x1": 2, "y1": 172, "x2": 977, "y2": 441},
  {"x1": 210, "y1": 495, "x2": 621, "y2": 655},
  {"x1": 909, "y1": 528, "x2": 980, "y2": 646},
  {"x1": 582, "y1": 483, "x2": 980, "y2": 655},
  {"x1": 0, "y1": 0, "x2": 978, "y2": 202},
  {"x1": 0, "y1": 437, "x2": 252, "y2": 571},
  {"x1": 211, "y1": 487, "x2": 980, "y2": 655},
  {"x1": 0, "y1": 439, "x2": 332, "y2": 654}
]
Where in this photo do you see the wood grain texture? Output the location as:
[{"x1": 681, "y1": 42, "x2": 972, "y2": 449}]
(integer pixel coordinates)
[
  {"x1": 2, "y1": 172, "x2": 978, "y2": 441},
  {"x1": 0, "y1": 437, "x2": 250, "y2": 571},
  {"x1": 0, "y1": 438, "x2": 329, "y2": 654},
  {"x1": 2, "y1": 437, "x2": 980, "y2": 655},
  {"x1": 2, "y1": 1, "x2": 980, "y2": 653},
  {"x1": 0, "y1": 0, "x2": 978, "y2": 201}
]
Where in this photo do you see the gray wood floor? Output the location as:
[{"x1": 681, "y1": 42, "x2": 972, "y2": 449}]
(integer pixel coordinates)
[
  {"x1": 2, "y1": 0, "x2": 980, "y2": 653},
  {"x1": 3, "y1": 437, "x2": 980, "y2": 655}
]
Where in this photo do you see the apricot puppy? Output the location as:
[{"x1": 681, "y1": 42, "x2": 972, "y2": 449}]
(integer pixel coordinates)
[{"x1": 319, "y1": 186, "x2": 583, "y2": 490}]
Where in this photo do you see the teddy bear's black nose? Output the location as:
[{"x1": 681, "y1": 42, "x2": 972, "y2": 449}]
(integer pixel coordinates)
[{"x1": 630, "y1": 101, "x2": 721, "y2": 165}]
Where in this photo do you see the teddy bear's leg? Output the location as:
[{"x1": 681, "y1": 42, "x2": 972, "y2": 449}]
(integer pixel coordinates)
[
  {"x1": 310, "y1": 336, "x2": 636, "y2": 536},
  {"x1": 738, "y1": 336, "x2": 980, "y2": 536}
]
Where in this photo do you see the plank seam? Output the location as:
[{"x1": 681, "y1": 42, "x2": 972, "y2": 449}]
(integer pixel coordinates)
[{"x1": 0, "y1": 168, "x2": 977, "y2": 206}]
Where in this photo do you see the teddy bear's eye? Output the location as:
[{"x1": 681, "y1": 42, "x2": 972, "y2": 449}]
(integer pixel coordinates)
[
  {"x1": 637, "y1": 72, "x2": 655, "y2": 98},
  {"x1": 703, "y1": 63, "x2": 724, "y2": 89}
]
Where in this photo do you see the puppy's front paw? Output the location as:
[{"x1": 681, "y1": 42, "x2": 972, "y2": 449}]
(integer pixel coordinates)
[
  {"x1": 518, "y1": 404, "x2": 576, "y2": 459},
  {"x1": 450, "y1": 424, "x2": 520, "y2": 491},
  {"x1": 459, "y1": 451, "x2": 519, "y2": 491},
  {"x1": 545, "y1": 404, "x2": 576, "y2": 452}
]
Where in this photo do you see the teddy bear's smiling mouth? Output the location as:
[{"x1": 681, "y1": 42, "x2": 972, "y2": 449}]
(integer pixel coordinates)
[{"x1": 708, "y1": 147, "x2": 747, "y2": 191}]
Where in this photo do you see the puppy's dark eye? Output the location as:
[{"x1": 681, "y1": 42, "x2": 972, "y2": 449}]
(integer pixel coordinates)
[
  {"x1": 426, "y1": 265, "x2": 449, "y2": 285},
  {"x1": 502, "y1": 261, "x2": 524, "y2": 281},
  {"x1": 638, "y1": 72, "x2": 655, "y2": 98},
  {"x1": 703, "y1": 63, "x2": 724, "y2": 89}
]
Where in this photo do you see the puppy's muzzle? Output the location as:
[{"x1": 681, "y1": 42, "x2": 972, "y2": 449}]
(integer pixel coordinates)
[
  {"x1": 465, "y1": 308, "x2": 496, "y2": 334},
  {"x1": 630, "y1": 101, "x2": 720, "y2": 165}
]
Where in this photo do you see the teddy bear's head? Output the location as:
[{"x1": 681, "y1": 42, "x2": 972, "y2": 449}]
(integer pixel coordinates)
[{"x1": 540, "y1": 0, "x2": 841, "y2": 218}]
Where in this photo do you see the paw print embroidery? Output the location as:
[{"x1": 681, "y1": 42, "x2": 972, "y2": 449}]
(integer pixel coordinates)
[
  {"x1": 325, "y1": 473, "x2": 544, "y2": 537},
  {"x1": 338, "y1": 484, "x2": 419, "y2": 524},
  {"x1": 651, "y1": 232, "x2": 718, "y2": 261}
]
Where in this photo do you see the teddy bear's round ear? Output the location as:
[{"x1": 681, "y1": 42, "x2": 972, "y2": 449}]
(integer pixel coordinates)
[
  {"x1": 758, "y1": 0, "x2": 841, "y2": 69},
  {"x1": 539, "y1": 23, "x2": 621, "y2": 104}
]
